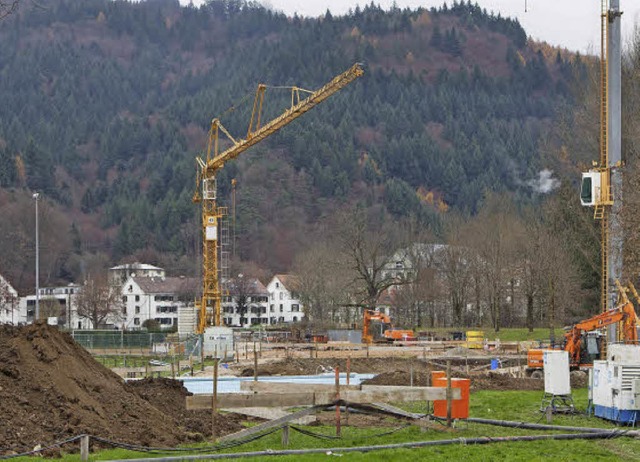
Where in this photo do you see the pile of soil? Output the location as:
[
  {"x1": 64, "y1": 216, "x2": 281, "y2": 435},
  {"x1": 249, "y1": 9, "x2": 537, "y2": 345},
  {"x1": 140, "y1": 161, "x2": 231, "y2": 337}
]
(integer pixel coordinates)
[
  {"x1": 128, "y1": 378, "x2": 257, "y2": 437},
  {"x1": 239, "y1": 357, "x2": 432, "y2": 376},
  {"x1": 0, "y1": 324, "x2": 244, "y2": 454}
]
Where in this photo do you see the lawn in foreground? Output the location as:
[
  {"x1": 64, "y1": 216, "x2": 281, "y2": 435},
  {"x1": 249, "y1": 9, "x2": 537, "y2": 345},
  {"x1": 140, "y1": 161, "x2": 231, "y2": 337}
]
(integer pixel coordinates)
[{"x1": 8, "y1": 387, "x2": 639, "y2": 461}]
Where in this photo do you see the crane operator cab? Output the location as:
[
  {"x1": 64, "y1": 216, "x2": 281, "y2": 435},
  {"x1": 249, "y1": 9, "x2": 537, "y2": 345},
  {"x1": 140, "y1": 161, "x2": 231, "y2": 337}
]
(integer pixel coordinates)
[{"x1": 580, "y1": 170, "x2": 612, "y2": 207}]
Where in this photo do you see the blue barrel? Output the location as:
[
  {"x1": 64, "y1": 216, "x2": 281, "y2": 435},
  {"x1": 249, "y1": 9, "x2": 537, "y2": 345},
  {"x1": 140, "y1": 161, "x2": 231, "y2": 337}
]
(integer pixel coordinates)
[{"x1": 491, "y1": 359, "x2": 499, "y2": 370}]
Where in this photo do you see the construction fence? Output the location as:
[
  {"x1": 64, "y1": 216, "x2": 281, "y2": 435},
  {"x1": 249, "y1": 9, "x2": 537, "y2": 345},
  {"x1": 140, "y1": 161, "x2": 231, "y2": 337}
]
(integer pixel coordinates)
[{"x1": 71, "y1": 330, "x2": 202, "y2": 359}]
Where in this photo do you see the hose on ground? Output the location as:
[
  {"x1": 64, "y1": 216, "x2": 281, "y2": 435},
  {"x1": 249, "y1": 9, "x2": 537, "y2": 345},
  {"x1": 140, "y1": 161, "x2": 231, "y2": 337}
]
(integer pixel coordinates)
[
  {"x1": 104, "y1": 430, "x2": 630, "y2": 461},
  {"x1": 466, "y1": 417, "x2": 640, "y2": 435}
]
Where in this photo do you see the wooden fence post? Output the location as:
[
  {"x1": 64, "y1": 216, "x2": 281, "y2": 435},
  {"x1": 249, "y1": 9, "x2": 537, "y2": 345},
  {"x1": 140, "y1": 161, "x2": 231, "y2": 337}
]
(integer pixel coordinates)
[{"x1": 80, "y1": 435, "x2": 89, "y2": 462}]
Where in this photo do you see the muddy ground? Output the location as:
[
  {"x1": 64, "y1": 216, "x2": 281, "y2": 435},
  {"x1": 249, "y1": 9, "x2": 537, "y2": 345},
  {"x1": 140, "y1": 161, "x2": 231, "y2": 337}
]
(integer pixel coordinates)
[
  {"x1": 237, "y1": 357, "x2": 436, "y2": 376},
  {"x1": 362, "y1": 370, "x2": 588, "y2": 390},
  {"x1": 237, "y1": 356, "x2": 522, "y2": 378},
  {"x1": 0, "y1": 324, "x2": 251, "y2": 455}
]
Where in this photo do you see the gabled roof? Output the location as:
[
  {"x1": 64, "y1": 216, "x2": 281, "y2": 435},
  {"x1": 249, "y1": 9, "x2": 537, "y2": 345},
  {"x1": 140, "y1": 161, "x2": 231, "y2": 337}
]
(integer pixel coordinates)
[
  {"x1": 0, "y1": 274, "x2": 18, "y2": 298},
  {"x1": 226, "y1": 278, "x2": 268, "y2": 297},
  {"x1": 131, "y1": 276, "x2": 199, "y2": 295},
  {"x1": 111, "y1": 262, "x2": 164, "y2": 271},
  {"x1": 273, "y1": 274, "x2": 300, "y2": 291}
]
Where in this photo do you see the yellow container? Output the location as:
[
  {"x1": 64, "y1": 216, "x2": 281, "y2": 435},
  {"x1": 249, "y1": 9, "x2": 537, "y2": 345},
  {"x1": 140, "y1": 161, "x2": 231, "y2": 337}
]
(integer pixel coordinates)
[{"x1": 466, "y1": 331, "x2": 484, "y2": 349}]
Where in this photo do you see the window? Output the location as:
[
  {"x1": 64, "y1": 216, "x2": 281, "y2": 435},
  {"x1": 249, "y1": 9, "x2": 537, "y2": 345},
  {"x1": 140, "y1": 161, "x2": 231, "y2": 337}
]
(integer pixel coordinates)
[
  {"x1": 134, "y1": 318, "x2": 140, "y2": 325},
  {"x1": 135, "y1": 295, "x2": 140, "y2": 302},
  {"x1": 122, "y1": 307, "x2": 127, "y2": 315},
  {"x1": 128, "y1": 285, "x2": 133, "y2": 292},
  {"x1": 78, "y1": 321, "x2": 82, "y2": 329},
  {"x1": 135, "y1": 306, "x2": 140, "y2": 314},
  {"x1": 279, "y1": 304, "x2": 283, "y2": 312},
  {"x1": 275, "y1": 282, "x2": 279, "y2": 288},
  {"x1": 122, "y1": 296, "x2": 127, "y2": 303},
  {"x1": 292, "y1": 304, "x2": 299, "y2": 312},
  {"x1": 279, "y1": 293, "x2": 284, "y2": 300},
  {"x1": 270, "y1": 304, "x2": 274, "y2": 312},
  {"x1": 293, "y1": 316, "x2": 298, "y2": 322}
]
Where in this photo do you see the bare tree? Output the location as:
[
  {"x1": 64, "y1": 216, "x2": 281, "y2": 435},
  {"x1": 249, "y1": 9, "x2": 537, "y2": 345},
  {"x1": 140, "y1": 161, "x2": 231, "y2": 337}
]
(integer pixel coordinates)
[
  {"x1": 469, "y1": 194, "x2": 524, "y2": 332},
  {"x1": 75, "y1": 277, "x2": 124, "y2": 329},
  {"x1": 0, "y1": 281, "x2": 18, "y2": 324},
  {"x1": 293, "y1": 240, "x2": 350, "y2": 326},
  {"x1": 392, "y1": 264, "x2": 440, "y2": 328},
  {"x1": 336, "y1": 207, "x2": 410, "y2": 311},
  {"x1": 0, "y1": 1, "x2": 20, "y2": 20},
  {"x1": 518, "y1": 211, "x2": 547, "y2": 332}
]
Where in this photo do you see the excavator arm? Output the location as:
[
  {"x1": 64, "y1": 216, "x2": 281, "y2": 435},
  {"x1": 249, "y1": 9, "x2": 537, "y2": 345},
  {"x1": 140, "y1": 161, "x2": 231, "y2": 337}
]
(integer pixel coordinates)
[{"x1": 565, "y1": 301, "x2": 638, "y2": 365}]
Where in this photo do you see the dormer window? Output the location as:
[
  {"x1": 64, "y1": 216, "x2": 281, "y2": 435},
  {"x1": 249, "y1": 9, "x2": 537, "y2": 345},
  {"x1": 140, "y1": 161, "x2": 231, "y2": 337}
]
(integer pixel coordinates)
[{"x1": 275, "y1": 282, "x2": 279, "y2": 288}]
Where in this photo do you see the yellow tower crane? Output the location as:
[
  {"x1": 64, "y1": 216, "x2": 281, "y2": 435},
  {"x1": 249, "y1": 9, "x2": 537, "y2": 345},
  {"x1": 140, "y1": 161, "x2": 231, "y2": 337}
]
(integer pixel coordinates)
[{"x1": 192, "y1": 63, "x2": 364, "y2": 334}]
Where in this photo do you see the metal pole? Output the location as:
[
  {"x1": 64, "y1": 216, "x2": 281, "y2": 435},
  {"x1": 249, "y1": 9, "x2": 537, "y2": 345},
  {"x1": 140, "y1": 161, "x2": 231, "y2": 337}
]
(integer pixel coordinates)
[
  {"x1": 33, "y1": 192, "x2": 39, "y2": 322},
  {"x1": 608, "y1": 2, "x2": 623, "y2": 358},
  {"x1": 446, "y1": 360, "x2": 452, "y2": 427}
]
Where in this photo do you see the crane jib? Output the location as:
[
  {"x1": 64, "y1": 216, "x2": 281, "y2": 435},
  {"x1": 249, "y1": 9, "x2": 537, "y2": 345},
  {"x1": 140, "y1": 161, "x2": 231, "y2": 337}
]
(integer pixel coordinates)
[{"x1": 204, "y1": 63, "x2": 364, "y2": 175}]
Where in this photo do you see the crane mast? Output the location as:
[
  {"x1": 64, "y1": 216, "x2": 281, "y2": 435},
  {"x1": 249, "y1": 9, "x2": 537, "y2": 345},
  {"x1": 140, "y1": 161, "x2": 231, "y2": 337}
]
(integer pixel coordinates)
[{"x1": 193, "y1": 64, "x2": 364, "y2": 333}]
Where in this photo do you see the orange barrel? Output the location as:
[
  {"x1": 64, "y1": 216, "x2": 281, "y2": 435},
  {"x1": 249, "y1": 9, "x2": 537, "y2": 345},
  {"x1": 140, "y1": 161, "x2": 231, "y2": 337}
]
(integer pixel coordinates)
[
  {"x1": 432, "y1": 377, "x2": 471, "y2": 419},
  {"x1": 431, "y1": 370, "x2": 446, "y2": 383}
]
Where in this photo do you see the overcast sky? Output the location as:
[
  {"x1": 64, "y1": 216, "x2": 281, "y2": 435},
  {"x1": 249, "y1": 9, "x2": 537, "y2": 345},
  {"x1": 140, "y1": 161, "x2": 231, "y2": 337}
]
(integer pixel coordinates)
[{"x1": 181, "y1": 0, "x2": 640, "y2": 54}]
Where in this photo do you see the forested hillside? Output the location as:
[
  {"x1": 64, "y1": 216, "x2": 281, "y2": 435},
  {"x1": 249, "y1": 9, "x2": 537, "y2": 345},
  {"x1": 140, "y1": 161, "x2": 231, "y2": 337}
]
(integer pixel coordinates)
[{"x1": 0, "y1": 0, "x2": 584, "y2": 293}]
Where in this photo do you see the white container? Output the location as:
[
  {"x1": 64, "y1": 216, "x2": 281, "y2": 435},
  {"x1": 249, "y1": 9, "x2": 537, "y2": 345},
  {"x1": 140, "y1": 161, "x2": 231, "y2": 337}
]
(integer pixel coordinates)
[
  {"x1": 543, "y1": 350, "x2": 571, "y2": 395},
  {"x1": 203, "y1": 326, "x2": 234, "y2": 359},
  {"x1": 593, "y1": 344, "x2": 640, "y2": 423},
  {"x1": 607, "y1": 344, "x2": 640, "y2": 363}
]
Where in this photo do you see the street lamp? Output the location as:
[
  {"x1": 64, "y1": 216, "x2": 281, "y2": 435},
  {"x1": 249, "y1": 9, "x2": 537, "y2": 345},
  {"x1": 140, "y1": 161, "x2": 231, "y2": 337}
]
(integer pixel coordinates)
[{"x1": 33, "y1": 192, "x2": 39, "y2": 323}]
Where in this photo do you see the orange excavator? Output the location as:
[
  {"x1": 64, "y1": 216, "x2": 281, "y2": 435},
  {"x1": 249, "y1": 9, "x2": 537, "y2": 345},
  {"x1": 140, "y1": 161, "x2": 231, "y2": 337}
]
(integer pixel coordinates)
[
  {"x1": 362, "y1": 309, "x2": 415, "y2": 344},
  {"x1": 527, "y1": 283, "x2": 639, "y2": 378}
]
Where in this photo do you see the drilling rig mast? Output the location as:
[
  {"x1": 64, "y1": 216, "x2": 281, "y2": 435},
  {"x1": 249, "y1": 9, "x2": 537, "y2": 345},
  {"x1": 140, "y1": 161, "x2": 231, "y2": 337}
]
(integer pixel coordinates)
[
  {"x1": 580, "y1": 0, "x2": 623, "y2": 318},
  {"x1": 192, "y1": 64, "x2": 364, "y2": 334}
]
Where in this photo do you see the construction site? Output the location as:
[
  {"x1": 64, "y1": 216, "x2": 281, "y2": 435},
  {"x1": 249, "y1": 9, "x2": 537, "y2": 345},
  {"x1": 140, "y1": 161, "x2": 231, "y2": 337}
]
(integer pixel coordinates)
[{"x1": 2, "y1": 0, "x2": 640, "y2": 461}]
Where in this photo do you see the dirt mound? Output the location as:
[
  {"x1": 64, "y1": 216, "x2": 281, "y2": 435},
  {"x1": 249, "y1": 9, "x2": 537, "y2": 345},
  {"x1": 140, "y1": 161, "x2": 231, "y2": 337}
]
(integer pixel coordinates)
[
  {"x1": 469, "y1": 373, "x2": 544, "y2": 391},
  {"x1": 0, "y1": 324, "x2": 189, "y2": 453},
  {"x1": 363, "y1": 371, "x2": 433, "y2": 387},
  {"x1": 244, "y1": 357, "x2": 432, "y2": 376},
  {"x1": 128, "y1": 378, "x2": 256, "y2": 437}
]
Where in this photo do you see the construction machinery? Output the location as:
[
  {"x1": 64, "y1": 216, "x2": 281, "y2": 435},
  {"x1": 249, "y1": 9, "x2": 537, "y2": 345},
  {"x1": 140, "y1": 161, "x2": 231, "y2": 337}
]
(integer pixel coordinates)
[
  {"x1": 527, "y1": 281, "x2": 639, "y2": 378},
  {"x1": 362, "y1": 309, "x2": 415, "y2": 344},
  {"x1": 192, "y1": 64, "x2": 364, "y2": 334},
  {"x1": 580, "y1": 0, "x2": 623, "y2": 316}
]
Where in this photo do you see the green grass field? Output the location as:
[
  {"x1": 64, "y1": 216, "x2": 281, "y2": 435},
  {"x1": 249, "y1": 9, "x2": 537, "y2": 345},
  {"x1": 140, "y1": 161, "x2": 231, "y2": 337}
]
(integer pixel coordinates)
[{"x1": 8, "y1": 387, "x2": 640, "y2": 461}]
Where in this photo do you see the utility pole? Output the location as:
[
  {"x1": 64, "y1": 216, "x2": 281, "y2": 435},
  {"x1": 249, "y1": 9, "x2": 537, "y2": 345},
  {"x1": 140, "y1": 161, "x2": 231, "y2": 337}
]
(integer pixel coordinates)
[{"x1": 33, "y1": 192, "x2": 40, "y2": 322}]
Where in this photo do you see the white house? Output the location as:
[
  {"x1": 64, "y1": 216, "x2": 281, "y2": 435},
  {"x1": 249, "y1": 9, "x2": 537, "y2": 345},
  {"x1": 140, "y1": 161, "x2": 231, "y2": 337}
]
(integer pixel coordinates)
[
  {"x1": 20, "y1": 283, "x2": 84, "y2": 328},
  {"x1": 121, "y1": 276, "x2": 198, "y2": 330},
  {"x1": 221, "y1": 277, "x2": 270, "y2": 327},
  {"x1": 265, "y1": 274, "x2": 304, "y2": 324},
  {"x1": 110, "y1": 263, "x2": 166, "y2": 286},
  {"x1": 0, "y1": 274, "x2": 21, "y2": 325}
]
